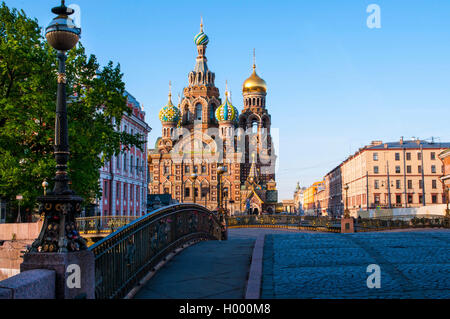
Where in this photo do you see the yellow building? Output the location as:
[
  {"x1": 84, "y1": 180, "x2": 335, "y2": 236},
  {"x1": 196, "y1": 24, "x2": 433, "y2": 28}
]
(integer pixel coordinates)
[{"x1": 303, "y1": 181, "x2": 324, "y2": 212}]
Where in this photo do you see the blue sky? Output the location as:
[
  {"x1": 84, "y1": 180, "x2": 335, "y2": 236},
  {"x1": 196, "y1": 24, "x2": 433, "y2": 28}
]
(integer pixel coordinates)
[{"x1": 6, "y1": 0, "x2": 450, "y2": 199}]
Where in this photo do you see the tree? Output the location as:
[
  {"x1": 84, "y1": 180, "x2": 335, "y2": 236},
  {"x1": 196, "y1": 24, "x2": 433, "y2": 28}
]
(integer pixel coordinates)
[{"x1": 0, "y1": 2, "x2": 143, "y2": 218}]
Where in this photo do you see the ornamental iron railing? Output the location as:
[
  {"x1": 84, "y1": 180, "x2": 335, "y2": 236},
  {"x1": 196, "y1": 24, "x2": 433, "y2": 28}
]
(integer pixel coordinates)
[
  {"x1": 226, "y1": 215, "x2": 341, "y2": 233},
  {"x1": 76, "y1": 216, "x2": 139, "y2": 235},
  {"x1": 88, "y1": 204, "x2": 224, "y2": 299},
  {"x1": 355, "y1": 214, "x2": 450, "y2": 232}
]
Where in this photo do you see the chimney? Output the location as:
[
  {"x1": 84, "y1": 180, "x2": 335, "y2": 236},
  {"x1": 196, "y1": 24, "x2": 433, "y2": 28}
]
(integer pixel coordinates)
[
  {"x1": 400, "y1": 136, "x2": 404, "y2": 145},
  {"x1": 370, "y1": 140, "x2": 383, "y2": 146}
]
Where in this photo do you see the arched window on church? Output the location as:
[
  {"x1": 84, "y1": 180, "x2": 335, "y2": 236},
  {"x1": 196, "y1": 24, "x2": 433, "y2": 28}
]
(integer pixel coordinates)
[
  {"x1": 195, "y1": 104, "x2": 202, "y2": 121},
  {"x1": 209, "y1": 104, "x2": 215, "y2": 121},
  {"x1": 252, "y1": 120, "x2": 258, "y2": 134}
]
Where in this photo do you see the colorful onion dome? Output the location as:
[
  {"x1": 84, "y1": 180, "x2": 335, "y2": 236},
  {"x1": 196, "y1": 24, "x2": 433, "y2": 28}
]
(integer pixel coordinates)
[
  {"x1": 215, "y1": 91, "x2": 238, "y2": 122},
  {"x1": 194, "y1": 18, "x2": 209, "y2": 45},
  {"x1": 159, "y1": 89, "x2": 180, "y2": 123}
]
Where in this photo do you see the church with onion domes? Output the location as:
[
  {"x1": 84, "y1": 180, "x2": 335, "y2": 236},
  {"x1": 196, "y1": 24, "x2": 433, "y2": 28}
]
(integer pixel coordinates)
[{"x1": 148, "y1": 20, "x2": 278, "y2": 215}]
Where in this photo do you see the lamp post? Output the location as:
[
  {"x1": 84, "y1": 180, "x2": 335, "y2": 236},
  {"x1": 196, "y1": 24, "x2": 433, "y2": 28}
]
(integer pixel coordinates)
[
  {"x1": 446, "y1": 186, "x2": 449, "y2": 217},
  {"x1": 343, "y1": 183, "x2": 350, "y2": 218},
  {"x1": 217, "y1": 165, "x2": 227, "y2": 239},
  {"x1": 29, "y1": 1, "x2": 85, "y2": 253},
  {"x1": 191, "y1": 173, "x2": 198, "y2": 204}
]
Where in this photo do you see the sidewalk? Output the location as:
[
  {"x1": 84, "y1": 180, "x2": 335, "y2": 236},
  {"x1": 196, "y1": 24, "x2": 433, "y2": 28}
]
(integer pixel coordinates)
[{"x1": 134, "y1": 228, "x2": 307, "y2": 299}]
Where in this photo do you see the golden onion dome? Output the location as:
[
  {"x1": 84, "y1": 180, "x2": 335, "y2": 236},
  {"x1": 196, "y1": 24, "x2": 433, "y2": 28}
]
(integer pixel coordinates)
[{"x1": 243, "y1": 65, "x2": 267, "y2": 94}]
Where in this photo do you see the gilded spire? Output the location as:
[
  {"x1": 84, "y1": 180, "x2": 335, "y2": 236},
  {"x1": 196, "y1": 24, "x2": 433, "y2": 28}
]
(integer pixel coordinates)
[
  {"x1": 200, "y1": 16, "x2": 203, "y2": 32},
  {"x1": 253, "y1": 48, "x2": 256, "y2": 71},
  {"x1": 168, "y1": 81, "x2": 172, "y2": 103}
]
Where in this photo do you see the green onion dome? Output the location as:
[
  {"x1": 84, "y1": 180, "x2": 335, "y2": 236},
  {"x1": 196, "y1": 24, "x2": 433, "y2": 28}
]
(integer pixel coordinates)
[
  {"x1": 159, "y1": 92, "x2": 180, "y2": 123},
  {"x1": 215, "y1": 92, "x2": 238, "y2": 122}
]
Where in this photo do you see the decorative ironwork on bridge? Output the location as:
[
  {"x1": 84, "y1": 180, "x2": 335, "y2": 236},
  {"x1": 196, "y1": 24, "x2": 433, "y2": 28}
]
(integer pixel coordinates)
[{"x1": 88, "y1": 204, "x2": 224, "y2": 299}]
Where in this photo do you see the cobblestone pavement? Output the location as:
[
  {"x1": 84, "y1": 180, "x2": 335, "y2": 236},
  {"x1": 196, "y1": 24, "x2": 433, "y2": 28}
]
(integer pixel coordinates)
[
  {"x1": 134, "y1": 228, "x2": 307, "y2": 299},
  {"x1": 262, "y1": 230, "x2": 450, "y2": 299}
]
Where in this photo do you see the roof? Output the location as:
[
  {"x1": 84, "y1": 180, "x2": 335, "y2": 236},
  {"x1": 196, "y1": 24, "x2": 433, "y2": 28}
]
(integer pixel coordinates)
[{"x1": 367, "y1": 140, "x2": 450, "y2": 150}]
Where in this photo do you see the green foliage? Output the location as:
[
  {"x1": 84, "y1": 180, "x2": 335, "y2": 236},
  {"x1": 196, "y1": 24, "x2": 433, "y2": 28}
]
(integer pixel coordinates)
[{"x1": 0, "y1": 2, "x2": 144, "y2": 212}]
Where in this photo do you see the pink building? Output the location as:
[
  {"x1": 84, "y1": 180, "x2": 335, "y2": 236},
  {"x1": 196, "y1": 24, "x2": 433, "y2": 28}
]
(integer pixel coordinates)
[{"x1": 98, "y1": 92, "x2": 151, "y2": 217}]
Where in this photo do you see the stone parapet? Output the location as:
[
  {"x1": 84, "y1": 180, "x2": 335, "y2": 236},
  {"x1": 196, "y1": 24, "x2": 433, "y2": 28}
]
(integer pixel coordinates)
[
  {"x1": 21, "y1": 250, "x2": 95, "y2": 299},
  {"x1": 0, "y1": 269, "x2": 55, "y2": 299}
]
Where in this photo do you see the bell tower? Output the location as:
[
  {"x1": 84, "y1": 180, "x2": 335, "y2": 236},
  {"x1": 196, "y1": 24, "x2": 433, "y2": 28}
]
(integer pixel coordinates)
[
  {"x1": 239, "y1": 50, "x2": 276, "y2": 186},
  {"x1": 181, "y1": 18, "x2": 221, "y2": 131}
]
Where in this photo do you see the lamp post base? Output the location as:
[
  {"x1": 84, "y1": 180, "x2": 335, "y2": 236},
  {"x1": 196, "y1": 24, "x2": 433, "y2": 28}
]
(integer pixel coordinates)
[
  {"x1": 341, "y1": 217, "x2": 355, "y2": 233},
  {"x1": 28, "y1": 194, "x2": 87, "y2": 253},
  {"x1": 20, "y1": 250, "x2": 95, "y2": 299}
]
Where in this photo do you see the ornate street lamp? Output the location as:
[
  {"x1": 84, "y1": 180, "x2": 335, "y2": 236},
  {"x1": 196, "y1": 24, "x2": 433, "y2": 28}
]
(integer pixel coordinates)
[
  {"x1": 216, "y1": 165, "x2": 227, "y2": 239},
  {"x1": 29, "y1": 1, "x2": 85, "y2": 253},
  {"x1": 343, "y1": 183, "x2": 350, "y2": 218},
  {"x1": 190, "y1": 173, "x2": 198, "y2": 204},
  {"x1": 217, "y1": 165, "x2": 226, "y2": 214},
  {"x1": 446, "y1": 186, "x2": 450, "y2": 217}
]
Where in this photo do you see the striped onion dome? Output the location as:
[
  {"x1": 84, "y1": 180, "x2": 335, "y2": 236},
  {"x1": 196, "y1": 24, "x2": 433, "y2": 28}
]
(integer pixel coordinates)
[
  {"x1": 194, "y1": 18, "x2": 209, "y2": 45},
  {"x1": 159, "y1": 92, "x2": 180, "y2": 123},
  {"x1": 194, "y1": 30, "x2": 209, "y2": 46},
  {"x1": 215, "y1": 93, "x2": 238, "y2": 122}
]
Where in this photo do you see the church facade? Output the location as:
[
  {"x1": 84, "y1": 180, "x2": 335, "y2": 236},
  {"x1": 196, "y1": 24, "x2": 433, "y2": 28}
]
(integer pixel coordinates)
[{"x1": 148, "y1": 21, "x2": 277, "y2": 215}]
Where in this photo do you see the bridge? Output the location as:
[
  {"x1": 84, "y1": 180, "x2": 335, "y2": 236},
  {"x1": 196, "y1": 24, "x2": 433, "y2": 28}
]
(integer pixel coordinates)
[{"x1": 1, "y1": 203, "x2": 449, "y2": 299}]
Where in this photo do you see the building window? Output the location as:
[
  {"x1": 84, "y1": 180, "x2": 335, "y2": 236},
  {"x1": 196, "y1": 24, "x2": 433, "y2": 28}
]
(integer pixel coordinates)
[
  {"x1": 418, "y1": 152, "x2": 422, "y2": 160},
  {"x1": 124, "y1": 184, "x2": 127, "y2": 200},
  {"x1": 185, "y1": 165, "x2": 190, "y2": 173},
  {"x1": 419, "y1": 180, "x2": 423, "y2": 189},
  {"x1": 406, "y1": 152, "x2": 411, "y2": 160},
  {"x1": 407, "y1": 165, "x2": 411, "y2": 174},
  {"x1": 124, "y1": 153, "x2": 127, "y2": 171},
  {"x1": 395, "y1": 153, "x2": 400, "y2": 161},
  {"x1": 418, "y1": 165, "x2": 422, "y2": 174},
  {"x1": 431, "y1": 152, "x2": 436, "y2": 160},
  {"x1": 419, "y1": 194, "x2": 423, "y2": 204},
  {"x1": 432, "y1": 180, "x2": 437, "y2": 189},
  {"x1": 432, "y1": 194, "x2": 437, "y2": 204},
  {"x1": 201, "y1": 165, "x2": 207, "y2": 173},
  {"x1": 116, "y1": 155, "x2": 120, "y2": 169},
  {"x1": 130, "y1": 185, "x2": 133, "y2": 201},
  {"x1": 164, "y1": 166, "x2": 169, "y2": 175},
  {"x1": 431, "y1": 165, "x2": 436, "y2": 173},
  {"x1": 195, "y1": 103, "x2": 202, "y2": 121},
  {"x1": 395, "y1": 166, "x2": 401, "y2": 174},
  {"x1": 408, "y1": 194, "x2": 413, "y2": 204},
  {"x1": 396, "y1": 195, "x2": 401, "y2": 204},
  {"x1": 373, "y1": 153, "x2": 378, "y2": 161},
  {"x1": 374, "y1": 180, "x2": 379, "y2": 189},
  {"x1": 164, "y1": 187, "x2": 169, "y2": 194},
  {"x1": 374, "y1": 195, "x2": 380, "y2": 205},
  {"x1": 396, "y1": 180, "x2": 401, "y2": 189},
  {"x1": 185, "y1": 188, "x2": 190, "y2": 197},
  {"x1": 408, "y1": 180, "x2": 412, "y2": 189},
  {"x1": 374, "y1": 166, "x2": 379, "y2": 174},
  {"x1": 193, "y1": 165, "x2": 198, "y2": 173},
  {"x1": 103, "y1": 181, "x2": 108, "y2": 198},
  {"x1": 130, "y1": 155, "x2": 134, "y2": 174}
]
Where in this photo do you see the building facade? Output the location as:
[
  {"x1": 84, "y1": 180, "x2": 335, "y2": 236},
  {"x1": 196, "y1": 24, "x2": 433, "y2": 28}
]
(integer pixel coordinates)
[
  {"x1": 148, "y1": 21, "x2": 277, "y2": 215},
  {"x1": 98, "y1": 92, "x2": 151, "y2": 217},
  {"x1": 340, "y1": 138, "x2": 449, "y2": 216},
  {"x1": 302, "y1": 181, "x2": 324, "y2": 215},
  {"x1": 323, "y1": 165, "x2": 343, "y2": 218},
  {"x1": 439, "y1": 148, "x2": 450, "y2": 206}
]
